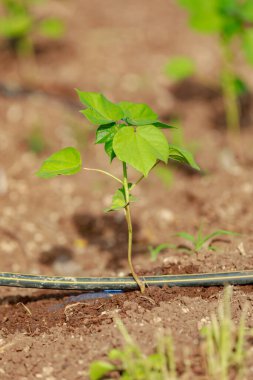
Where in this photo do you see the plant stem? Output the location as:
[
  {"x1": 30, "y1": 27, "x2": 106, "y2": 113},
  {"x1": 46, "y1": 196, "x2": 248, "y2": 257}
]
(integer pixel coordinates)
[
  {"x1": 84, "y1": 168, "x2": 123, "y2": 184},
  {"x1": 122, "y1": 162, "x2": 145, "y2": 293},
  {"x1": 220, "y1": 36, "x2": 240, "y2": 133}
]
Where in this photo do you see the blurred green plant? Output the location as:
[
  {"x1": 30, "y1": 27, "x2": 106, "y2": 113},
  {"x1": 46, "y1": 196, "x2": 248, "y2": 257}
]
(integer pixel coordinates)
[
  {"x1": 89, "y1": 319, "x2": 178, "y2": 380},
  {"x1": 89, "y1": 289, "x2": 249, "y2": 379},
  {"x1": 148, "y1": 243, "x2": 176, "y2": 261},
  {"x1": 176, "y1": 0, "x2": 253, "y2": 133},
  {"x1": 176, "y1": 227, "x2": 239, "y2": 252},
  {"x1": 0, "y1": 0, "x2": 64, "y2": 54},
  {"x1": 36, "y1": 91, "x2": 200, "y2": 292},
  {"x1": 164, "y1": 56, "x2": 196, "y2": 82},
  {"x1": 201, "y1": 286, "x2": 248, "y2": 380}
]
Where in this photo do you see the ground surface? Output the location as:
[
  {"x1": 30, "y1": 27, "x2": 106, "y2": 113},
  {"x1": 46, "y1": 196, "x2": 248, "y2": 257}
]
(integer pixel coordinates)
[{"x1": 0, "y1": 0, "x2": 253, "y2": 379}]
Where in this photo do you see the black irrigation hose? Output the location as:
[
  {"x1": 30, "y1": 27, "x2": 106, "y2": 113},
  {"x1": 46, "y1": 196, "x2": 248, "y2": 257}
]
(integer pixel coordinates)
[{"x1": 1, "y1": 270, "x2": 253, "y2": 291}]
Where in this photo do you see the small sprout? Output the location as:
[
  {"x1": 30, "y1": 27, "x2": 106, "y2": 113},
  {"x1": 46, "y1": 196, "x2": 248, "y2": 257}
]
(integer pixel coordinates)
[
  {"x1": 89, "y1": 319, "x2": 178, "y2": 380},
  {"x1": 164, "y1": 56, "x2": 196, "y2": 82},
  {"x1": 176, "y1": 227, "x2": 239, "y2": 252},
  {"x1": 148, "y1": 244, "x2": 176, "y2": 262},
  {"x1": 201, "y1": 286, "x2": 248, "y2": 380},
  {"x1": 37, "y1": 91, "x2": 199, "y2": 292}
]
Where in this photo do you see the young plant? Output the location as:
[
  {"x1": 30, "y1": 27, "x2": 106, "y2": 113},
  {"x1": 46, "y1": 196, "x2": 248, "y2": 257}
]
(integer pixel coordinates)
[
  {"x1": 201, "y1": 286, "x2": 248, "y2": 380},
  {"x1": 0, "y1": 0, "x2": 64, "y2": 55},
  {"x1": 148, "y1": 243, "x2": 176, "y2": 262},
  {"x1": 89, "y1": 319, "x2": 178, "y2": 380},
  {"x1": 177, "y1": 0, "x2": 253, "y2": 132},
  {"x1": 177, "y1": 228, "x2": 239, "y2": 253},
  {"x1": 36, "y1": 91, "x2": 199, "y2": 292}
]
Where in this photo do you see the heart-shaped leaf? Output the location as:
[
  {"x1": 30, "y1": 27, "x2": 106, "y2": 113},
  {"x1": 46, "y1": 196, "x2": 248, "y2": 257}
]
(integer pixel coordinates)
[
  {"x1": 36, "y1": 147, "x2": 82, "y2": 178},
  {"x1": 113, "y1": 125, "x2": 169, "y2": 176}
]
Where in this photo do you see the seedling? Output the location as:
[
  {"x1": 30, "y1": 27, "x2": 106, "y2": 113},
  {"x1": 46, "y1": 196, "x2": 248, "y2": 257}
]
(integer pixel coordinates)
[
  {"x1": 177, "y1": 0, "x2": 253, "y2": 132},
  {"x1": 148, "y1": 243, "x2": 176, "y2": 261},
  {"x1": 0, "y1": 0, "x2": 64, "y2": 55},
  {"x1": 201, "y1": 286, "x2": 248, "y2": 380},
  {"x1": 89, "y1": 319, "x2": 178, "y2": 380},
  {"x1": 176, "y1": 228, "x2": 239, "y2": 252},
  {"x1": 36, "y1": 91, "x2": 199, "y2": 292}
]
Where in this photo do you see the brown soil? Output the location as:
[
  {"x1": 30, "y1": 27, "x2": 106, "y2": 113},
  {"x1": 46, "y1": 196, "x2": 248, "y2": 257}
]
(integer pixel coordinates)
[{"x1": 0, "y1": 0, "x2": 253, "y2": 379}]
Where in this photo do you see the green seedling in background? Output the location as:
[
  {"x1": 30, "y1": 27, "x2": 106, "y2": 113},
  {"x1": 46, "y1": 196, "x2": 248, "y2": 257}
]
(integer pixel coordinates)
[
  {"x1": 89, "y1": 319, "x2": 178, "y2": 380},
  {"x1": 176, "y1": 0, "x2": 253, "y2": 133},
  {"x1": 148, "y1": 243, "x2": 176, "y2": 261},
  {"x1": 36, "y1": 91, "x2": 200, "y2": 292},
  {"x1": 201, "y1": 286, "x2": 248, "y2": 380},
  {"x1": 177, "y1": 228, "x2": 239, "y2": 252},
  {"x1": 164, "y1": 56, "x2": 196, "y2": 82},
  {"x1": 0, "y1": 0, "x2": 64, "y2": 55}
]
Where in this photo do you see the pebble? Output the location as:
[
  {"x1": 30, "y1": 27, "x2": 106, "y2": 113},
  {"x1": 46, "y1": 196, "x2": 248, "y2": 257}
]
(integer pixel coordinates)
[
  {"x1": 0, "y1": 240, "x2": 16, "y2": 253},
  {"x1": 241, "y1": 183, "x2": 253, "y2": 194},
  {"x1": 158, "y1": 209, "x2": 175, "y2": 224}
]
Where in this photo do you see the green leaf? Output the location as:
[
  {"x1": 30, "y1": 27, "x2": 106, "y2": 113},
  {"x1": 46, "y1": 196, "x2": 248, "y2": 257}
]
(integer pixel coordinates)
[
  {"x1": 152, "y1": 121, "x2": 175, "y2": 129},
  {"x1": 77, "y1": 91, "x2": 123, "y2": 125},
  {"x1": 202, "y1": 229, "x2": 240, "y2": 244},
  {"x1": 164, "y1": 56, "x2": 195, "y2": 81},
  {"x1": 234, "y1": 77, "x2": 248, "y2": 97},
  {"x1": 242, "y1": 29, "x2": 253, "y2": 66},
  {"x1": 176, "y1": 232, "x2": 195, "y2": 243},
  {"x1": 95, "y1": 123, "x2": 117, "y2": 144},
  {"x1": 105, "y1": 186, "x2": 136, "y2": 212},
  {"x1": 178, "y1": 0, "x2": 222, "y2": 33},
  {"x1": 118, "y1": 101, "x2": 134, "y2": 115},
  {"x1": 38, "y1": 18, "x2": 65, "y2": 39},
  {"x1": 113, "y1": 125, "x2": 169, "y2": 176},
  {"x1": 169, "y1": 145, "x2": 200, "y2": 170},
  {"x1": 36, "y1": 147, "x2": 82, "y2": 179},
  {"x1": 108, "y1": 348, "x2": 125, "y2": 361},
  {"x1": 0, "y1": 15, "x2": 32, "y2": 38},
  {"x1": 104, "y1": 140, "x2": 116, "y2": 162},
  {"x1": 123, "y1": 103, "x2": 158, "y2": 126},
  {"x1": 89, "y1": 361, "x2": 115, "y2": 380},
  {"x1": 148, "y1": 243, "x2": 174, "y2": 261},
  {"x1": 240, "y1": 0, "x2": 253, "y2": 22}
]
